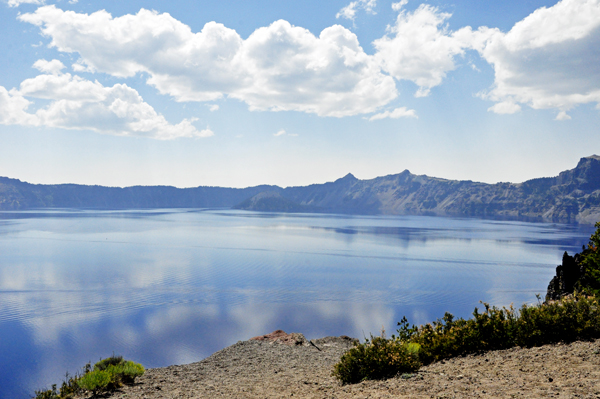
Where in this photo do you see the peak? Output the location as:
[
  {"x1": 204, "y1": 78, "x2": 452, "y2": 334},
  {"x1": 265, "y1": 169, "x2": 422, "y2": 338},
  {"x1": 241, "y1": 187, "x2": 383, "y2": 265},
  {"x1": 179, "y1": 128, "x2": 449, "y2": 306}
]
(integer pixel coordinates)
[
  {"x1": 583, "y1": 155, "x2": 600, "y2": 161},
  {"x1": 576, "y1": 155, "x2": 600, "y2": 168},
  {"x1": 335, "y1": 173, "x2": 358, "y2": 183}
]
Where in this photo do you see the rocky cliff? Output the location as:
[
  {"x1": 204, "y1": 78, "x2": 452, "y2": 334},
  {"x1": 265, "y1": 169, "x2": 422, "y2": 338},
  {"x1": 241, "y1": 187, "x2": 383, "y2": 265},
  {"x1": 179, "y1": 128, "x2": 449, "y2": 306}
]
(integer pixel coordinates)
[{"x1": 240, "y1": 155, "x2": 600, "y2": 223}]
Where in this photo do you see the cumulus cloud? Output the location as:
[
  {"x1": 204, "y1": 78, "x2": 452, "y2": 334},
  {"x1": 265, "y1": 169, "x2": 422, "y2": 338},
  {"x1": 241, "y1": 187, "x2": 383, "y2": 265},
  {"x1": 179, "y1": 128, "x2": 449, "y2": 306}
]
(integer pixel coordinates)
[
  {"x1": 7, "y1": 0, "x2": 43, "y2": 7},
  {"x1": 487, "y1": 101, "x2": 521, "y2": 114},
  {"x1": 19, "y1": 6, "x2": 397, "y2": 118},
  {"x1": 481, "y1": 0, "x2": 600, "y2": 115},
  {"x1": 0, "y1": 87, "x2": 38, "y2": 125},
  {"x1": 32, "y1": 59, "x2": 66, "y2": 75},
  {"x1": 374, "y1": 3, "x2": 495, "y2": 97},
  {"x1": 0, "y1": 60, "x2": 209, "y2": 139},
  {"x1": 336, "y1": 0, "x2": 377, "y2": 21},
  {"x1": 368, "y1": 106, "x2": 417, "y2": 120},
  {"x1": 233, "y1": 21, "x2": 397, "y2": 116}
]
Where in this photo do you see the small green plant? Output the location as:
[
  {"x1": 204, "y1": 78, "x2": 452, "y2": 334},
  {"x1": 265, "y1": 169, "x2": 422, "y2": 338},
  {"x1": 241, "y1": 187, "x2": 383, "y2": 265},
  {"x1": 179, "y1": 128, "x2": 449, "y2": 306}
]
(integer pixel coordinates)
[
  {"x1": 77, "y1": 370, "x2": 112, "y2": 396},
  {"x1": 34, "y1": 367, "x2": 90, "y2": 399},
  {"x1": 332, "y1": 334, "x2": 421, "y2": 384},
  {"x1": 34, "y1": 356, "x2": 144, "y2": 399},
  {"x1": 93, "y1": 355, "x2": 123, "y2": 371},
  {"x1": 33, "y1": 384, "x2": 58, "y2": 399},
  {"x1": 103, "y1": 360, "x2": 145, "y2": 384}
]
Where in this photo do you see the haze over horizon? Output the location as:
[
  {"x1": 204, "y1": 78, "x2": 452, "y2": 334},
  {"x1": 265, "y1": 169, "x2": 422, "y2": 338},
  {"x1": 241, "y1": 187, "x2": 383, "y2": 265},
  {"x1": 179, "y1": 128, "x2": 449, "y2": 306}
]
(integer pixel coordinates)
[{"x1": 1, "y1": 0, "x2": 599, "y2": 189}]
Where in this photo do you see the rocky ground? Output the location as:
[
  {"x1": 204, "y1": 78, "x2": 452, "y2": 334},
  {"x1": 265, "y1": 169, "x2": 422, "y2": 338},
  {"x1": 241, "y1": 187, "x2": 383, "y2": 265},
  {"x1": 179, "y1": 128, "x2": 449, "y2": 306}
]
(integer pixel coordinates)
[{"x1": 82, "y1": 330, "x2": 600, "y2": 399}]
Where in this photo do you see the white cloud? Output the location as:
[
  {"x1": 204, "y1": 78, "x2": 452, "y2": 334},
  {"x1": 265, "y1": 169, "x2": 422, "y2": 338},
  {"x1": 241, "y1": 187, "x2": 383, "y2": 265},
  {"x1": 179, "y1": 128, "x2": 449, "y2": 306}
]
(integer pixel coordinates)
[
  {"x1": 373, "y1": 4, "x2": 495, "y2": 97},
  {"x1": 368, "y1": 106, "x2": 417, "y2": 120},
  {"x1": 208, "y1": 104, "x2": 219, "y2": 112},
  {"x1": 0, "y1": 60, "x2": 209, "y2": 139},
  {"x1": 32, "y1": 59, "x2": 66, "y2": 75},
  {"x1": 555, "y1": 111, "x2": 572, "y2": 121},
  {"x1": 274, "y1": 129, "x2": 286, "y2": 136},
  {"x1": 7, "y1": 0, "x2": 43, "y2": 7},
  {"x1": 487, "y1": 100, "x2": 521, "y2": 114},
  {"x1": 198, "y1": 126, "x2": 214, "y2": 136},
  {"x1": 336, "y1": 0, "x2": 377, "y2": 21},
  {"x1": 391, "y1": 0, "x2": 408, "y2": 12},
  {"x1": 20, "y1": 6, "x2": 397, "y2": 118},
  {"x1": 480, "y1": 0, "x2": 600, "y2": 115},
  {"x1": 337, "y1": 2, "x2": 359, "y2": 20},
  {"x1": 234, "y1": 21, "x2": 396, "y2": 116},
  {"x1": 0, "y1": 87, "x2": 37, "y2": 125}
]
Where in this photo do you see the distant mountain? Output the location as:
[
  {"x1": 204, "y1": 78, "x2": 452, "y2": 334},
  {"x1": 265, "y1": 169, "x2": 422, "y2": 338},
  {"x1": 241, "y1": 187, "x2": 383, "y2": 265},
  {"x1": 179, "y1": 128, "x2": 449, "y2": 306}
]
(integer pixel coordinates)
[
  {"x1": 2, "y1": 156, "x2": 600, "y2": 224},
  {"x1": 0, "y1": 177, "x2": 277, "y2": 210},
  {"x1": 239, "y1": 156, "x2": 600, "y2": 224}
]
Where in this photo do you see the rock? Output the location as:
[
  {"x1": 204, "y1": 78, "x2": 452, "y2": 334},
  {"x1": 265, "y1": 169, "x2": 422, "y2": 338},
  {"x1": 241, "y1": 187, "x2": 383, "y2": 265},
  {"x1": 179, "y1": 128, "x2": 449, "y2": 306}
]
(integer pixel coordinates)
[{"x1": 250, "y1": 330, "x2": 309, "y2": 346}]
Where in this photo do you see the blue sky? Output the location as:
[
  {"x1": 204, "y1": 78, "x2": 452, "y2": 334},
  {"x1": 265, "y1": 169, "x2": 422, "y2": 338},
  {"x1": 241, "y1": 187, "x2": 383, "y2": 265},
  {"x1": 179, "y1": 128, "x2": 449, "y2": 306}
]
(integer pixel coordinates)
[{"x1": 0, "y1": 0, "x2": 599, "y2": 188}]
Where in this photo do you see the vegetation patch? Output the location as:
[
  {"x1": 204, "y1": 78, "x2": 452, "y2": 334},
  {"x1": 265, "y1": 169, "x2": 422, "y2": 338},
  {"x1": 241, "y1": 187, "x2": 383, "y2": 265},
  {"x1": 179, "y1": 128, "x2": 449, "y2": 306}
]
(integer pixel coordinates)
[
  {"x1": 34, "y1": 355, "x2": 144, "y2": 399},
  {"x1": 332, "y1": 333, "x2": 421, "y2": 383}
]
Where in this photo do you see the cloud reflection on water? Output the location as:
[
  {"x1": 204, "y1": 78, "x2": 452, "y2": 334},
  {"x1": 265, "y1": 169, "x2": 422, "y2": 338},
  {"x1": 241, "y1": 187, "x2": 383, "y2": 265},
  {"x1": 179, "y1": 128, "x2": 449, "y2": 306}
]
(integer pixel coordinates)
[{"x1": 0, "y1": 210, "x2": 596, "y2": 398}]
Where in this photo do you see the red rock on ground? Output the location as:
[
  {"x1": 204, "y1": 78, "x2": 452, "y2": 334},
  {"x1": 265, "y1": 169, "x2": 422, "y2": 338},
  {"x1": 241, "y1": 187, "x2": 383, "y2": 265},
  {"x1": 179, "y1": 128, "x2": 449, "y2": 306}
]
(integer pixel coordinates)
[{"x1": 249, "y1": 329, "x2": 308, "y2": 345}]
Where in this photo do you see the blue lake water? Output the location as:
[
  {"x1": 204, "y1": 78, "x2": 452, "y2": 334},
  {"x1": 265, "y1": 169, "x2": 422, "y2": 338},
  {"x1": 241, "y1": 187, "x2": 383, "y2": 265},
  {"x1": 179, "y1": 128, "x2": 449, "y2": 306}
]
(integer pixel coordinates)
[{"x1": 0, "y1": 209, "x2": 595, "y2": 398}]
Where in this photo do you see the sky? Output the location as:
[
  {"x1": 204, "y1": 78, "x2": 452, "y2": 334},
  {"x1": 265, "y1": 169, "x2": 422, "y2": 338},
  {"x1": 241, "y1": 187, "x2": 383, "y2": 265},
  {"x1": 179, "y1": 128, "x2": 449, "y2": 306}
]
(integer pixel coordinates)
[{"x1": 0, "y1": 0, "x2": 599, "y2": 188}]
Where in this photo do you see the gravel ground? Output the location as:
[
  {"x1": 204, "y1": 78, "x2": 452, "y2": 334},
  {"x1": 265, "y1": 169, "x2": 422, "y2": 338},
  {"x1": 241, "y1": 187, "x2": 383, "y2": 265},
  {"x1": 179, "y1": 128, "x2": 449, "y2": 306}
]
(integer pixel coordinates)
[{"x1": 79, "y1": 333, "x2": 600, "y2": 399}]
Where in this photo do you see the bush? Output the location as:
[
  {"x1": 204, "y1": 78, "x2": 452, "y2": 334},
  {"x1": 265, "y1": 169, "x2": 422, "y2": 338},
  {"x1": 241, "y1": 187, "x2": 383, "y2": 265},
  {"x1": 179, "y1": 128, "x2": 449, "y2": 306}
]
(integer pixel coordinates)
[
  {"x1": 516, "y1": 294, "x2": 600, "y2": 347},
  {"x1": 407, "y1": 303, "x2": 518, "y2": 364},
  {"x1": 104, "y1": 360, "x2": 145, "y2": 384},
  {"x1": 333, "y1": 294, "x2": 600, "y2": 384},
  {"x1": 77, "y1": 370, "x2": 111, "y2": 395},
  {"x1": 34, "y1": 356, "x2": 144, "y2": 399},
  {"x1": 93, "y1": 355, "x2": 123, "y2": 371},
  {"x1": 332, "y1": 334, "x2": 421, "y2": 384},
  {"x1": 33, "y1": 367, "x2": 90, "y2": 399}
]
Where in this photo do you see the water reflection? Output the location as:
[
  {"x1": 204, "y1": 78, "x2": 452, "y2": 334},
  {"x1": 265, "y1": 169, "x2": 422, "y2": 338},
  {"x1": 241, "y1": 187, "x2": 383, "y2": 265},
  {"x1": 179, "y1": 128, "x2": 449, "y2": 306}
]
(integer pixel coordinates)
[{"x1": 0, "y1": 210, "x2": 595, "y2": 398}]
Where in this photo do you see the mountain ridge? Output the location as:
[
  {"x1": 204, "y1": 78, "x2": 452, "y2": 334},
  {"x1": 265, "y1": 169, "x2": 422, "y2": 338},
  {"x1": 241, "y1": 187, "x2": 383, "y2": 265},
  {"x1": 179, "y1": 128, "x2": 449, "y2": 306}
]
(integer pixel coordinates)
[{"x1": 2, "y1": 156, "x2": 600, "y2": 224}]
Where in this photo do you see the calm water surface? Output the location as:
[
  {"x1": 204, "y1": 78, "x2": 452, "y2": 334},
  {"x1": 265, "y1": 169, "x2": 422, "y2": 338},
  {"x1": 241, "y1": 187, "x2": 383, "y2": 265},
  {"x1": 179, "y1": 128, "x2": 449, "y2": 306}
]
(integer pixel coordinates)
[{"x1": 0, "y1": 209, "x2": 595, "y2": 398}]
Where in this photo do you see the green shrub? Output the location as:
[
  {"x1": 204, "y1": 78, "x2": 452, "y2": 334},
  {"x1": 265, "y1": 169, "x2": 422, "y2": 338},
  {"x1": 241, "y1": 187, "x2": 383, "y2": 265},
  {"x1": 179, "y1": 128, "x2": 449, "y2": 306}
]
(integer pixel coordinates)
[
  {"x1": 516, "y1": 294, "x2": 600, "y2": 347},
  {"x1": 34, "y1": 367, "x2": 90, "y2": 399},
  {"x1": 333, "y1": 294, "x2": 600, "y2": 384},
  {"x1": 93, "y1": 355, "x2": 123, "y2": 371},
  {"x1": 34, "y1": 384, "x2": 58, "y2": 399},
  {"x1": 34, "y1": 356, "x2": 144, "y2": 399},
  {"x1": 409, "y1": 303, "x2": 518, "y2": 364},
  {"x1": 120, "y1": 360, "x2": 145, "y2": 382},
  {"x1": 332, "y1": 334, "x2": 421, "y2": 384},
  {"x1": 77, "y1": 370, "x2": 111, "y2": 394},
  {"x1": 104, "y1": 360, "x2": 145, "y2": 384}
]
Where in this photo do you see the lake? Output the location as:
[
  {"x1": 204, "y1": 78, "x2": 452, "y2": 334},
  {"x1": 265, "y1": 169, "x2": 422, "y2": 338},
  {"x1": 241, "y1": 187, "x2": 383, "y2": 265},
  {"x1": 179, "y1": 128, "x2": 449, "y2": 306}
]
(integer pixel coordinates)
[{"x1": 0, "y1": 209, "x2": 595, "y2": 398}]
